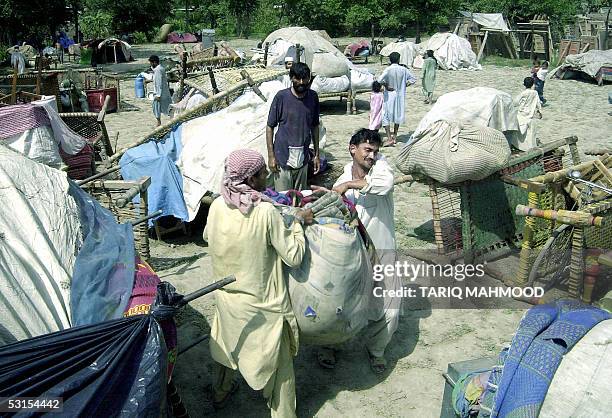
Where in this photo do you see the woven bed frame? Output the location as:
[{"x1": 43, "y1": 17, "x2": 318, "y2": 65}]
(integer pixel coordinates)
[{"x1": 404, "y1": 137, "x2": 581, "y2": 267}]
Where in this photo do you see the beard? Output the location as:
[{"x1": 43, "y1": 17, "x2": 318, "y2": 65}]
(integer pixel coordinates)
[{"x1": 293, "y1": 84, "x2": 308, "y2": 93}]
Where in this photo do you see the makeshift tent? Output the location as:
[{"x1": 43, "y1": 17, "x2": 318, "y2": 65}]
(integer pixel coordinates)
[
  {"x1": 86, "y1": 38, "x2": 133, "y2": 65},
  {"x1": 0, "y1": 145, "x2": 135, "y2": 345},
  {"x1": 453, "y1": 12, "x2": 517, "y2": 61},
  {"x1": 413, "y1": 33, "x2": 481, "y2": 70},
  {"x1": 255, "y1": 27, "x2": 350, "y2": 78},
  {"x1": 380, "y1": 41, "x2": 421, "y2": 67},
  {"x1": 553, "y1": 49, "x2": 612, "y2": 84},
  {"x1": 410, "y1": 87, "x2": 518, "y2": 140},
  {"x1": 167, "y1": 32, "x2": 198, "y2": 43}
]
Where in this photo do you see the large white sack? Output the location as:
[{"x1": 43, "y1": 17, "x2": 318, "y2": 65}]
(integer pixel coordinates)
[
  {"x1": 287, "y1": 220, "x2": 375, "y2": 345},
  {"x1": 380, "y1": 41, "x2": 421, "y2": 67},
  {"x1": 260, "y1": 27, "x2": 350, "y2": 78},
  {"x1": 178, "y1": 80, "x2": 327, "y2": 220},
  {"x1": 0, "y1": 145, "x2": 80, "y2": 345},
  {"x1": 418, "y1": 33, "x2": 480, "y2": 70},
  {"x1": 311, "y1": 52, "x2": 349, "y2": 78},
  {"x1": 397, "y1": 120, "x2": 511, "y2": 184},
  {"x1": 412, "y1": 87, "x2": 518, "y2": 139},
  {"x1": 350, "y1": 68, "x2": 374, "y2": 90},
  {"x1": 311, "y1": 75, "x2": 350, "y2": 94}
]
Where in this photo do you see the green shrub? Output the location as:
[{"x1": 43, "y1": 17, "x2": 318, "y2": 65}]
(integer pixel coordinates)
[
  {"x1": 81, "y1": 11, "x2": 113, "y2": 39},
  {"x1": 0, "y1": 45, "x2": 9, "y2": 65},
  {"x1": 133, "y1": 31, "x2": 148, "y2": 44}
]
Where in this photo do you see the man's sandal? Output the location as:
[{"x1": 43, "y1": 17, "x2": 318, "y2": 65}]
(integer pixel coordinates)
[
  {"x1": 366, "y1": 348, "x2": 387, "y2": 375},
  {"x1": 212, "y1": 380, "x2": 239, "y2": 410},
  {"x1": 317, "y1": 347, "x2": 336, "y2": 369}
]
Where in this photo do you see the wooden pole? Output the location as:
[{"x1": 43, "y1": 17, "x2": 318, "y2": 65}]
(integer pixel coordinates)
[
  {"x1": 476, "y1": 30, "x2": 489, "y2": 63},
  {"x1": 10, "y1": 63, "x2": 18, "y2": 104},
  {"x1": 36, "y1": 52, "x2": 43, "y2": 95},
  {"x1": 263, "y1": 42, "x2": 269, "y2": 66},
  {"x1": 208, "y1": 66, "x2": 219, "y2": 94}
]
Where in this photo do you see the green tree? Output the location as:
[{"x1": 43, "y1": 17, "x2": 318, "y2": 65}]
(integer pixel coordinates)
[
  {"x1": 82, "y1": 0, "x2": 172, "y2": 35},
  {"x1": 0, "y1": 0, "x2": 69, "y2": 46}
]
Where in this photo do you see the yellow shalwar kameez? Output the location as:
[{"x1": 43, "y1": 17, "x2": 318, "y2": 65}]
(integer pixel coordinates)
[{"x1": 205, "y1": 197, "x2": 305, "y2": 418}]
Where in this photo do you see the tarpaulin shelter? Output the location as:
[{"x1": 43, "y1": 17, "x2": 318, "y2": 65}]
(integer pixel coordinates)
[
  {"x1": 85, "y1": 38, "x2": 133, "y2": 66},
  {"x1": 451, "y1": 12, "x2": 517, "y2": 61}
]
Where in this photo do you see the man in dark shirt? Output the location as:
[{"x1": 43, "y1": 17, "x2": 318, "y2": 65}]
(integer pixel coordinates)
[{"x1": 266, "y1": 62, "x2": 320, "y2": 191}]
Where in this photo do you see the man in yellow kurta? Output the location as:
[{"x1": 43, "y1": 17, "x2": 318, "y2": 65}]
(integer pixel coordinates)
[{"x1": 205, "y1": 149, "x2": 313, "y2": 417}]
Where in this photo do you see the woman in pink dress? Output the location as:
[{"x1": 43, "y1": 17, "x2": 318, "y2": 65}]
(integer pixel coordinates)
[{"x1": 369, "y1": 81, "x2": 383, "y2": 131}]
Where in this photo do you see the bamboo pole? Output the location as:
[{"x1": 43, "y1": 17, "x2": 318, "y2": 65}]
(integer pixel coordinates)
[
  {"x1": 110, "y1": 70, "x2": 284, "y2": 163},
  {"x1": 530, "y1": 154, "x2": 611, "y2": 184},
  {"x1": 10, "y1": 64, "x2": 18, "y2": 104}
]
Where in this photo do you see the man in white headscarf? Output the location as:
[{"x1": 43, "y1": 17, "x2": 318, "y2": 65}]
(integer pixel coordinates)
[{"x1": 205, "y1": 149, "x2": 313, "y2": 417}]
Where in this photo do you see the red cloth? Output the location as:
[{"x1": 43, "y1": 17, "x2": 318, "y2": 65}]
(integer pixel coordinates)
[
  {"x1": 59, "y1": 143, "x2": 94, "y2": 180},
  {"x1": 124, "y1": 257, "x2": 178, "y2": 380}
]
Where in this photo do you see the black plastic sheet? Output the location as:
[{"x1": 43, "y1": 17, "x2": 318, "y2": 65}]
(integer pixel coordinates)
[{"x1": 0, "y1": 314, "x2": 167, "y2": 417}]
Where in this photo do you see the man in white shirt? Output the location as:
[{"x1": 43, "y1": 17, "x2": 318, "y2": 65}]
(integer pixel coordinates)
[
  {"x1": 510, "y1": 77, "x2": 542, "y2": 151},
  {"x1": 314, "y1": 128, "x2": 401, "y2": 374},
  {"x1": 378, "y1": 52, "x2": 417, "y2": 146},
  {"x1": 148, "y1": 55, "x2": 172, "y2": 127}
]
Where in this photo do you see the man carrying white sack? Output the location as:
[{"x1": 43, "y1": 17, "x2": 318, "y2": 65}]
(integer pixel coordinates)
[
  {"x1": 205, "y1": 149, "x2": 313, "y2": 417},
  {"x1": 378, "y1": 51, "x2": 416, "y2": 146},
  {"x1": 510, "y1": 76, "x2": 542, "y2": 151},
  {"x1": 313, "y1": 128, "x2": 400, "y2": 374}
]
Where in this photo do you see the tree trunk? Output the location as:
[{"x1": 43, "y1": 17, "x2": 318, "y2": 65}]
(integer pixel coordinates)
[
  {"x1": 415, "y1": 18, "x2": 421, "y2": 44},
  {"x1": 73, "y1": 1, "x2": 80, "y2": 43}
]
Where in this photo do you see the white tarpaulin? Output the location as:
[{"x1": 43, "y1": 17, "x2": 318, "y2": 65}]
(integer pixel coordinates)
[
  {"x1": 380, "y1": 41, "x2": 422, "y2": 67},
  {"x1": 459, "y1": 12, "x2": 510, "y2": 31},
  {"x1": 555, "y1": 49, "x2": 612, "y2": 78},
  {"x1": 411, "y1": 87, "x2": 518, "y2": 139},
  {"x1": 254, "y1": 27, "x2": 350, "y2": 78},
  {"x1": 415, "y1": 33, "x2": 481, "y2": 70},
  {"x1": 0, "y1": 145, "x2": 80, "y2": 345},
  {"x1": 178, "y1": 80, "x2": 326, "y2": 220}
]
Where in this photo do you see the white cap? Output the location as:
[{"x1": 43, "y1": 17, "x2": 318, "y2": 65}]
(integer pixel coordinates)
[{"x1": 284, "y1": 56, "x2": 294, "y2": 63}]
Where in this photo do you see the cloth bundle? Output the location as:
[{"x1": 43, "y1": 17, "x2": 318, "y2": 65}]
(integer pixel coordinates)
[
  {"x1": 396, "y1": 120, "x2": 511, "y2": 184},
  {"x1": 310, "y1": 75, "x2": 350, "y2": 94},
  {"x1": 303, "y1": 190, "x2": 354, "y2": 223}
]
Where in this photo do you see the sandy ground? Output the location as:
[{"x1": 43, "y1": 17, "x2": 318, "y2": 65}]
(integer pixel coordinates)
[{"x1": 93, "y1": 41, "x2": 611, "y2": 417}]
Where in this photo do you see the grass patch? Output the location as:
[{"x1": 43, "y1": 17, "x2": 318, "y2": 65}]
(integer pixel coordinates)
[{"x1": 481, "y1": 56, "x2": 532, "y2": 68}]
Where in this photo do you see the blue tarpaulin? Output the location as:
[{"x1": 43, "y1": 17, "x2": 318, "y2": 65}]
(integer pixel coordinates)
[
  {"x1": 119, "y1": 125, "x2": 188, "y2": 226},
  {"x1": 69, "y1": 182, "x2": 136, "y2": 326}
]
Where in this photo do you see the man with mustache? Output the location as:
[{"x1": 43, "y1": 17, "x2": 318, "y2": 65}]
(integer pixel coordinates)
[
  {"x1": 314, "y1": 128, "x2": 400, "y2": 374},
  {"x1": 267, "y1": 62, "x2": 321, "y2": 191}
]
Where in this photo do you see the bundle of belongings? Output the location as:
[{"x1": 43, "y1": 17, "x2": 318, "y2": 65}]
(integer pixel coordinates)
[
  {"x1": 380, "y1": 41, "x2": 422, "y2": 67},
  {"x1": 397, "y1": 87, "x2": 518, "y2": 183},
  {"x1": 411, "y1": 87, "x2": 518, "y2": 140},
  {"x1": 167, "y1": 31, "x2": 198, "y2": 43},
  {"x1": 0, "y1": 96, "x2": 95, "y2": 179},
  {"x1": 344, "y1": 39, "x2": 370, "y2": 59},
  {"x1": 0, "y1": 144, "x2": 177, "y2": 415},
  {"x1": 120, "y1": 79, "x2": 327, "y2": 224},
  {"x1": 451, "y1": 300, "x2": 611, "y2": 418},
  {"x1": 253, "y1": 27, "x2": 349, "y2": 78},
  {"x1": 262, "y1": 189, "x2": 379, "y2": 345},
  {"x1": 396, "y1": 120, "x2": 511, "y2": 184},
  {"x1": 553, "y1": 49, "x2": 612, "y2": 83},
  {"x1": 413, "y1": 32, "x2": 481, "y2": 70}
]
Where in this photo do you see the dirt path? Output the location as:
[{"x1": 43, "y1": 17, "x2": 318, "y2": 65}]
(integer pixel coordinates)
[{"x1": 100, "y1": 42, "x2": 610, "y2": 417}]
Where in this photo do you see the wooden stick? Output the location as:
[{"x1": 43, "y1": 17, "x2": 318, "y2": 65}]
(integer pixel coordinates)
[
  {"x1": 515, "y1": 205, "x2": 603, "y2": 227},
  {"x1": 477, "y1": 31, "x2": 489, "y2": 63}
]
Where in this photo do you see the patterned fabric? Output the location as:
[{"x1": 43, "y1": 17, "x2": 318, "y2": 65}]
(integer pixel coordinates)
[
  {"x1": 59, "y1": 143, "x2": 94, "y2": 180},
  {"x1": 0, "y1": 104, "x2": 50, "y2": 140},
  {"x1": 478, "y1": 300, "x2": 611, "y2": 418},
  {"x1": 220, "y1": 149, "x2": 271, "y2": 214},
  {"x1": 124, "y1": 257, "x2": 178, "y2": 380},
  {"x1": 396, "y1": 120, "x2": 510, "y2": 184}
]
